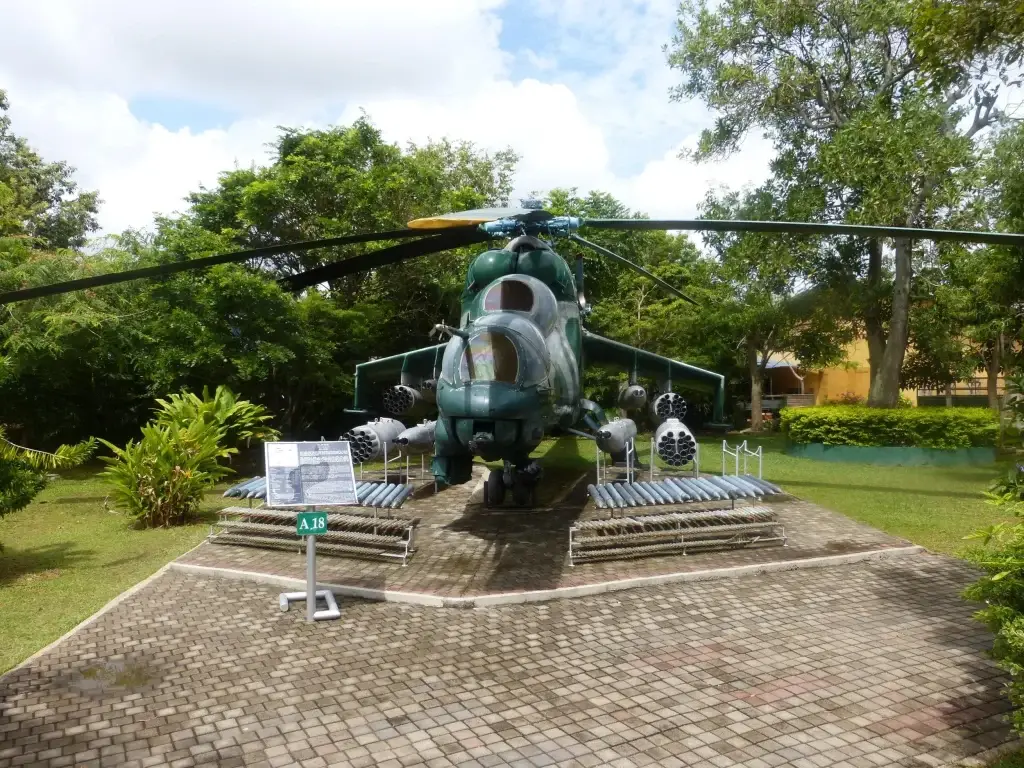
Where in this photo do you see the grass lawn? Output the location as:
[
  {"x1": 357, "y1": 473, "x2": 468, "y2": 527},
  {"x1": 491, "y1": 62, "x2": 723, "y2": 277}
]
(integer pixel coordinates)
[
  {"x1": 0, "y1": 465, "x2": 225, "y2": 674},
  {"x1": 694, "y1": 435, "x2": 1013, "y2": 556},
  {"x1": 991, "y1": 752, "x2": 1024, "y2": 767}
]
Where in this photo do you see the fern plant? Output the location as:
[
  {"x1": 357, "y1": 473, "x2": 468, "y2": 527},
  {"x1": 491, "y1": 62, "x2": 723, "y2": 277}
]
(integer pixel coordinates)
[
  {"x1": 153, "y1": 385, "x2": 280, "y2": 450},
  {"x1": 0, "y1": 425, "x2": 95, "y2": 520},
  {"x1": 99, "y1": 419, "x2": 235, "y2": 527}
]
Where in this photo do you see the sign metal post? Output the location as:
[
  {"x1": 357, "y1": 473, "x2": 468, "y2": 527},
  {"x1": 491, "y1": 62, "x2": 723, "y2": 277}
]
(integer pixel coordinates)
[{"x1": 306, "y1": 518, "x2": 316, "y2": 621}]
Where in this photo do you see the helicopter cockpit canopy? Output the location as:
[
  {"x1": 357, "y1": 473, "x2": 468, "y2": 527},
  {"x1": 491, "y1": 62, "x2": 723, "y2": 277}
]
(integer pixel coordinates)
[
  {"x1": 440, "y1": 313, "x2": 549, "y2": 388},
  {"x1": 461, "y1": 332, "x2": 519, "y2": 383},
  {"x1": 480, "y1": 274, "x2": 558, "y2": 334}
]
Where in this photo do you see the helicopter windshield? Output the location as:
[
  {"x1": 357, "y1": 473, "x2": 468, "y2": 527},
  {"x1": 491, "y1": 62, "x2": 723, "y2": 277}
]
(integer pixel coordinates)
[
  {"x1": 483, "y1": 279, "x2": 534, "y2": 313},
  {"x1": 459, "y1": 331, "x2": 519, "y2": 383}
]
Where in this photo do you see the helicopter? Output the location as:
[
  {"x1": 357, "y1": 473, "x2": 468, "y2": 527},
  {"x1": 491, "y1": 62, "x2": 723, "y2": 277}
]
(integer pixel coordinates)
[{"x1": 3, "y1": 200, "x2": 1023, "y2": 506}]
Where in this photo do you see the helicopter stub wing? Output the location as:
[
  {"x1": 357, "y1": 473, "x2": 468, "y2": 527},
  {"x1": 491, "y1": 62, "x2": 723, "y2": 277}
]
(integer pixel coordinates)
[
  {"x1": 348, "y1": 343, "x2": 448, "y2": 414},
  {"x1": 581, "y1": 330, "x2": 727, "y2": 424}
]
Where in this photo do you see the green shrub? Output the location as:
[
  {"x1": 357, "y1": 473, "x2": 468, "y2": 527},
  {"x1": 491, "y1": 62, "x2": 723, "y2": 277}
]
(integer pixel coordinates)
[
  {"x1": 780, "y1": 405, "x2": 999, "y2": 449},
  {"x1": 822, "y1": 392, "x2": 865, "y2": 406},
  {"x1": 99, "y1": 420, "x2": 235, "y2": 527},
  {"x1": 153, "y1": 385, "x2": 280, "y2": 451},
  {"x1": 0, "y1": 459, "x2": 47, "y2": 517},
  {"x1": 0, "y1": 426, "x2": 95, "y2": 521},
  {"x1": 963, "y1": 468, "x2": 1024, "y2": 733}
]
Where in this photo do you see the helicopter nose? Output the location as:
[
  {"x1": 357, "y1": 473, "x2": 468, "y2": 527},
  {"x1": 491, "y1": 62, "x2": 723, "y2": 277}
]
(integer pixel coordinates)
[{"x1": 442, "y1": 381, "x2": 541, "y2": 419}]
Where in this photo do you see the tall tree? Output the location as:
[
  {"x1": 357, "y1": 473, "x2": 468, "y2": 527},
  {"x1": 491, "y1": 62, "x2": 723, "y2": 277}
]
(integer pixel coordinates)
[
  {"x1": 0, "y1": 91, "x2": 99, "y2": 250},
  {"x1": 911, "y1": 0, "x2": 1024, "y2": 82},
  {"x1": 666, "y1": 0, "x2": 1007, "y2": 406},
  {"x1": 0, "y1": 115, "x2": 523, "y2": 444},
  {"x1": 700, "y1": 184, "x2": 854, "y2": 430},
  {"x1": 160, "y1": 118, "x2": 519, "y2": 363},
  {"x1": 543, "y1": 189, "x2": 719, "y2": 415}
]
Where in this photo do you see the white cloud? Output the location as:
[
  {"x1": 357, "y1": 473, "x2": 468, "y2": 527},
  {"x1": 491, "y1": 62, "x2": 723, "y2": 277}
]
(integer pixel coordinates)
[
  {"x1": 342, "y1": 80, "x2": 774, "y2": 221},
  {"x1": 0, "y1": 0, "x2": 774, "y2": 238},
  {"x1": 4, "y1": 0, "x2": 508, "y2": 111}
]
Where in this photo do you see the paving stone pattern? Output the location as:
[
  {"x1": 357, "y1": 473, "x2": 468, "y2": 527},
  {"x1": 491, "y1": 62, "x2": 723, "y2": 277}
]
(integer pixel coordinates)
[
  {"x1": 0, "y1": 555, "x2": 1012, "y2": 767},
  {"x1": 181, "y1": 467, "x2": 913, "y2": 598}
]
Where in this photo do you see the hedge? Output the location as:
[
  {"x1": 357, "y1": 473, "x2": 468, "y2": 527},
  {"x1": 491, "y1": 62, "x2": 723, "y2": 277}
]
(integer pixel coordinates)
[{"x1": 779, "y1": 405, "x2": 999, "y2": 449}]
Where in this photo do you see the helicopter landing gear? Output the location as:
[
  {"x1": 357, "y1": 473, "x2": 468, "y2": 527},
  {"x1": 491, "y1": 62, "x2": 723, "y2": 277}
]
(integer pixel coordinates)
[
  {"x1": 483, "y1": 460, "x2": 542, "y2": 508},
  {"x1": 511, "y1": 460, "x2": 542, "y2": 507},
  {"x1": 485, "y1": 468, "x2": 506, "y2": 507},
  {"x1": 511, "y1": 482, "x2": 535, "y2": 507}
]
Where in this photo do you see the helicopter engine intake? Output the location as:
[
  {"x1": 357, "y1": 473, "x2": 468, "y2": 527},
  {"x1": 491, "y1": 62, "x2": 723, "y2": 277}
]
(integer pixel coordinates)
[
  {"x1": 596, "y1": 418, "x2": 637, "y2": 455},
  {"x1": 654, "y1": 418, "x2": 697, "y2": 467},
  {"x1": 650, "y1": 392, "x2": 687, "y2": 422},
  {"x1": 342, "y1": 418, "x2": 406, "y2": 463}
]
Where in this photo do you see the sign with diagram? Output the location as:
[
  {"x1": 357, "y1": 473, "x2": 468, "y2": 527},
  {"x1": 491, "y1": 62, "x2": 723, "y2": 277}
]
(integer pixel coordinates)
[{"x1": 265, "y1": 441, "x2": 358, "y2": 508}]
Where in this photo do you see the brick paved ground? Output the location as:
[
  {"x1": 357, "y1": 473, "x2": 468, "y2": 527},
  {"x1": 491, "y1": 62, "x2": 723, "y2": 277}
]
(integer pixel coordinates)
[
  {"x1": 181, "y1": 466, "x2": 913, "y2": 598},
  {"x1": 0, "y1": 555, "x2": 1012, "y2": 767}
]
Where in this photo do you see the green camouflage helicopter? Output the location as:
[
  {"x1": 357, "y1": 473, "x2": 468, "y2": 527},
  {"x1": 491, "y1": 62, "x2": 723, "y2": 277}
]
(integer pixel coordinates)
[{"x1": 4, "y1": 202, "x2": 1022, "y2": 506}]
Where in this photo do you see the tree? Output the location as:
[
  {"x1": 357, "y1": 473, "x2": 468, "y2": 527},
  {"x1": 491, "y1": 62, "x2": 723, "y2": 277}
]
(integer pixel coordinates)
[
  {"x1": 908, "y1": 124, "x2": 1024, "y2": 410},
  {"x1": 0, "y1": 234, "x2": 155, "y2": 447},
  {"x1": 666, "y1": 0, "x2": 1007, "y2": 407},
  {"x1": 159, "y1": 118, "x2": 519, "y2": 368},
  {"x1": 911, "y1": 0, "x2": 1024, "y2": 82},
  {"x1": 542, "y1": 188, "x2": 723, "y2": 415},
  {"x1": 0, "y1": 91, "x2": 99, "y2": 250},
  {"x1": 700, "y1": 184, "x2": 854, "y2": 430},
  {"x1": 136, "y1": 264, "x2": 370, "y2": 437},
  {"x1": 0, "y1": 115, "x2": 523, "y2": 445},
  {"x1": 901, "y1": 261, "x2": 981, "y2": 404}
]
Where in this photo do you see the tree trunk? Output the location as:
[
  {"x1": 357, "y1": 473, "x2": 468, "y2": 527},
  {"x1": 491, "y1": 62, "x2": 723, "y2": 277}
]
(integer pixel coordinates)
[
  {"x1": 945, "y1": 383, "x2": 953, "y2": 407},
  {"x1": 988, "y1": 335, "x2": 1002, "y2": 411},
  {"x1": 864, "y1": 239, "x2": 887, "y2": 389},
  {"x1": 867, "y1": 238, "x2": 913, "y2": 407},
  {"x1": 748, "y1": 343, "x2": 763, "y2": 432}
]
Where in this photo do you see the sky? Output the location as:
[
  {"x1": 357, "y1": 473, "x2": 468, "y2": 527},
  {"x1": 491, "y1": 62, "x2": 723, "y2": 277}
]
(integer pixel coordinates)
[{"x1": 0, "y1": 0, "x2": 775, "y2": 239}]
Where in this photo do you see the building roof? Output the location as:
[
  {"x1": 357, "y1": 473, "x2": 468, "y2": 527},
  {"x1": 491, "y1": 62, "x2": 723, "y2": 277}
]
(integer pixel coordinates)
[{"x1": 760, "y1": 358, "x2": 801, "y2": 370}]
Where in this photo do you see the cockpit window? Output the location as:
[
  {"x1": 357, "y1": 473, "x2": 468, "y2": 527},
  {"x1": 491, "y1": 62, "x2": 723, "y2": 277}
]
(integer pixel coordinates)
[
  {"x1": 483, "y1": 279, "x2": 534, "y2": 313},
  {"x1": 460, "y1": 331, "x2": 519, "y2": 383}
]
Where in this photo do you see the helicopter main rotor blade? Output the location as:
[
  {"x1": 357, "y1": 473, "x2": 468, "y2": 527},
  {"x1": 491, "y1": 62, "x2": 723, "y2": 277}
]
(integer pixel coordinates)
[
  {"x1": 0, "y1": 228, "x2": 436, "y2": 306},
  {"x1": 582, "y1": 219, "x2": 1024, "y2": 247},
  {"x1": 408, "y1": 207, "x2": 553, "y2": 230},
  {"x1": 281, "y1": 227, "x2": 493, "y2": 291},
  {"x1": 569, "y1": 234, "x2": 698, "y2": 306}
]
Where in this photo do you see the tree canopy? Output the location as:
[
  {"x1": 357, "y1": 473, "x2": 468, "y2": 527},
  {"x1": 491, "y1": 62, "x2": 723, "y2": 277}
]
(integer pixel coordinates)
[{"x1": 667, "y1": 0, "x2": 1012, "y2": 407}]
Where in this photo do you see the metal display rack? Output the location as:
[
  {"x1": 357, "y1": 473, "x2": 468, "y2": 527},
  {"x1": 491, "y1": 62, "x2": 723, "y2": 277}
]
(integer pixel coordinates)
[{"x1": 572, "y1": 432, "x2": 788, "y2": 565}]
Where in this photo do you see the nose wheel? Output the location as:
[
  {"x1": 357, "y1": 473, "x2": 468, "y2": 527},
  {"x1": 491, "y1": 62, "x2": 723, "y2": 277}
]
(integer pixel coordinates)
[
  {"x1": 485, "y1": 468, "x2": 506, "y2": 507},
  {"x1": 484, "y1": 461, "x2": 541, "y2": 508}
]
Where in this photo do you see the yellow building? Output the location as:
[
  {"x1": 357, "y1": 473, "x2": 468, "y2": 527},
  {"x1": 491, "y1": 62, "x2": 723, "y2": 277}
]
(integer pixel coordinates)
[{"x1": 757, "y1": 339, "x2": 1004, "y2": 411}]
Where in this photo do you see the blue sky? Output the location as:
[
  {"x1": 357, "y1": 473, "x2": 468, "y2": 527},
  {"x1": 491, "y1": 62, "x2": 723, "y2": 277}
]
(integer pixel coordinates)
[
  {"x1": 130, "y1": 96, "x2": 239, "y2": 133},
  {"x1": 0, "y1": 0, "x2": 773, "y2": 235}
]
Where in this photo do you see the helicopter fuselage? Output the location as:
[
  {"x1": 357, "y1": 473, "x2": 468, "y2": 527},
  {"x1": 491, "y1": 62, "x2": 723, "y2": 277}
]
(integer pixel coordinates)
[{"x1": 430, "y1": 237, "x2": 583, "y2": 485}]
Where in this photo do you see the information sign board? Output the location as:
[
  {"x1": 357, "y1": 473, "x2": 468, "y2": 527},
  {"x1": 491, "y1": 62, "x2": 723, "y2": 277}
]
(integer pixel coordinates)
[
  {"x1": 264, "y1": 441, "x2": 358, "y2": 507},
  {"x1": 296, "y1": 511, "x2": 328, "y2": 535}
]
